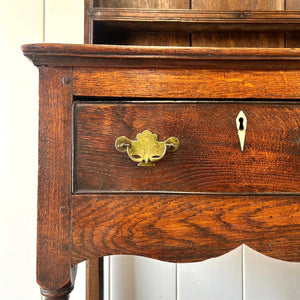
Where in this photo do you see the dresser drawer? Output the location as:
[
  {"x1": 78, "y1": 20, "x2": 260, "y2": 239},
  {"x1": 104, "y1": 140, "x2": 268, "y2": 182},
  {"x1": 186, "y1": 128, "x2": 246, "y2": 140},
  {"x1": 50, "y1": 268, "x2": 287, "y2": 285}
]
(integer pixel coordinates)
[{"x1": 73, "y1": 101, "x2": 300, "y2": 193}]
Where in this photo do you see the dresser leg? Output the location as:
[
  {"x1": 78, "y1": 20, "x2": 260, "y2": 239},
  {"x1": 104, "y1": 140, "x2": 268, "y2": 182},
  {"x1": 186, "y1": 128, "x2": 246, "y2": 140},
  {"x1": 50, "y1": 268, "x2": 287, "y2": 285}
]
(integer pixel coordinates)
[
  {"x1": 43, "y1": 296, "x2": 70, "y2": 300},
  {"x1": 39, "y1": 265, "x2": 77, "y2": 299},
  {"x1": 40, "y1": 283, "x2": 74, "y2": 299}
]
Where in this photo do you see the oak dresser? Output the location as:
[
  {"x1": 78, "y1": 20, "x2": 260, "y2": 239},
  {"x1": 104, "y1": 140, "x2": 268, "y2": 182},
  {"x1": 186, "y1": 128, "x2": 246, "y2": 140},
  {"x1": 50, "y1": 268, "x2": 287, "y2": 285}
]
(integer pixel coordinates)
[{"x1": 22, "y1": 44, "x2": 300, "y2": 299}]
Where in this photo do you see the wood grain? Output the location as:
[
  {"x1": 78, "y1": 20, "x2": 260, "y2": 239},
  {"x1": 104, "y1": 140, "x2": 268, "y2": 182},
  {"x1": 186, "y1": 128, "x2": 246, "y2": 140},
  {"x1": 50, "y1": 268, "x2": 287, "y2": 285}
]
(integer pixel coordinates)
[
  {"x1": 90, "y1": 9, "x2": 300, "y2": 33},
  {"x1": 94, "y1": 0, "x2": 190, "y2": 45},
  {"x1": 87, "y1": 7, "x2": 300, "y2": 44},
  {"x1": 192, "y1": 0, "x2": 284, "y2": 10},
  {"x1": 90, "y1": 9, "x2": 300, "y2": 24},
  {"x1": 74, "y1": 102, "x2": 300, "y2": 194},
  {"x1": 87, "y1": 1, "x2": 299, "y2": 46},
  {"x1": 192, "y1": 32, "x2": 285, "y2": 47},
  {"x1": 192, "y1": 0, "x2": 284, "y2": 47},
  {"x1": 286, "y1": 32, "x2": 300, "y2": 48},
  {"x1": 37, "y1": 67, "x2": 73, "y2": 293},
  {"x1": 86, "y1": 258, "x2": 103, "y2": 300},
  {"x1": 285, "y1": 0, "x2": 300, "y2": 48},
  {"x1": 93, "y1": 30, "x2": 190, "y2": 46},
  {"x1": 73, "y1": 68, "x2": 300, "y2": 98},
  {"x1": 22, "y1": 44, "x2": 300, "y2": 69},
  {"x1": 286, "y1": 0, "x2": 300, "y2": 9},
  {"x1": 71, "y1": 194, "x2": 300, "y2": 264},
  {"x1": 84, "y1": 0, "x2": 93, "y2": 43},
  {"x1": 286, "y1": 0, "x2": 300, "y2": 50},
  {"x1": 97, "y1": 0, "x2": 189, "y2": 9}
]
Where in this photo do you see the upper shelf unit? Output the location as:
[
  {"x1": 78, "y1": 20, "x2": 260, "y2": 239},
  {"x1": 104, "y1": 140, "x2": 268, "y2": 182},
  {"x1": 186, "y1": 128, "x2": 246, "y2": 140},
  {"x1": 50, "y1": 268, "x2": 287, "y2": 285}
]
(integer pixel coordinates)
[{"x1": 85, "y1": 0, "x2": 300, "y2": 47}]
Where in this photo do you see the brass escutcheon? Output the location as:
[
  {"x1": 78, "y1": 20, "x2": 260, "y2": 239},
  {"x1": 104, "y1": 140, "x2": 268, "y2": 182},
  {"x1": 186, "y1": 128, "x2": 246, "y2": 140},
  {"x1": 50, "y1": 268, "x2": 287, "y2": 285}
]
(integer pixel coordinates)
[{"x1": 115, "y1": 130, "x2": 180, "y2": 166}]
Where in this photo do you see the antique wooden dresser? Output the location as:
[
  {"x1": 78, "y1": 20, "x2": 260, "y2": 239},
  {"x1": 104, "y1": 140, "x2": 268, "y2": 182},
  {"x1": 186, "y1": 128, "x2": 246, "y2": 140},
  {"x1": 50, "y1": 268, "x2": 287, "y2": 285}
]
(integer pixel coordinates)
[{"x1": 22, "y1": 43, "x2": 300, "y2": 299}]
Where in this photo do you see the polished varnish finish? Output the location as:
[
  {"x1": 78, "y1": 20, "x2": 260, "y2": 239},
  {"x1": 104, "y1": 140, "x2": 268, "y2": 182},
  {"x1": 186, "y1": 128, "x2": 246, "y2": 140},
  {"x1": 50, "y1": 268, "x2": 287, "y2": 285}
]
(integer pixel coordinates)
[{"x1": 22, "y1": 43, "x2": 300, "y2": 299}]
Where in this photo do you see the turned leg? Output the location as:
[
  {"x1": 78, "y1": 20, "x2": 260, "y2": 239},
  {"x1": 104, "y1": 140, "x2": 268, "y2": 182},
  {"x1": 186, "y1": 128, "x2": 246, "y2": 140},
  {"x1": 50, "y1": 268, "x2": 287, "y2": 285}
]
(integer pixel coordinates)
[
  {"x1": 39, "y1": 265, "x2": 77, "y2": 299},
  {"x1": 44, "y1": 297, "x2": 70, "y2": 300},
  {"x1": 40, "y1": 283, "x2": 74, "y2": 299},
  {"x1": 43, "y1": 296, "x2": 70, "y2": 300}
]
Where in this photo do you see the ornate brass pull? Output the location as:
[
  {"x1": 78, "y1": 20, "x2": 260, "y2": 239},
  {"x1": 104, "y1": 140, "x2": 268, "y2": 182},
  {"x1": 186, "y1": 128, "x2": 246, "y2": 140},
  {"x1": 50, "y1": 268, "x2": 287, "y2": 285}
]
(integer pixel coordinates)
[{"x1": 115, "y1": 130, "x2": 180, "y2": 166}]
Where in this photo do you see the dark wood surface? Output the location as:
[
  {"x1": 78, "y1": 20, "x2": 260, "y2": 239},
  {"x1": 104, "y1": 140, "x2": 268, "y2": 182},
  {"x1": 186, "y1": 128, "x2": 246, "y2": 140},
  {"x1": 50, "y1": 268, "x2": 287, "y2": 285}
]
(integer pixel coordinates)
[
  {"x1": 287, "y1": 32, "x2": 300, "y2": 47},
  {"x1": 84, "y1": 0, "x2": 93, "y2": 44},
  {"x1": 192, "y1": 0, "x2": 284, "y2": 10},
  {"x1": 94, "y1": 0, "x2": 190, "y2": 46},
  {"x1": 286, "y1": 0, "x2": 300, "y2": 47},
  {"x1": 74, "y1": 102, "x2": 300, "y2": 194},
  {"x1": 287, "y1": 0, "x2": 300, "y2": 9},
  {"x1": 86, "y1": 0, "x2": 300, "y2": 45},
  {"x1": 71, "y1": 194, "x2": 300, "y2": 264},
  {"x1": 86, "y1": 258, "x2": 103, "y2": 300},
  {"x1": 37, "y1": 67, "x2": 74, "y2": 296},
  {"x1": 192, "y1": 32, "x2": 285, "y2": 47},
  {"x1": 192, "y1": 0, "x2": 284, "y2": 47},
  {"x1": 96, "y1": 0, "x2": 189, "y2": 8},
  {"x1": 91, "y1": 8, "x2": 297, "y2": 46},
  {"x1": 22, "y1": 44, "x2": 300, "y2": 69},
  {"x1": 90, "y1": 9, "x2": 300, "y2": 32},
  {"x1": 93, "y1": 30, "x2": 190, "y2": 46},
  {"x1": 90, "y1": 9, "x2": 300, "y2": 25}
]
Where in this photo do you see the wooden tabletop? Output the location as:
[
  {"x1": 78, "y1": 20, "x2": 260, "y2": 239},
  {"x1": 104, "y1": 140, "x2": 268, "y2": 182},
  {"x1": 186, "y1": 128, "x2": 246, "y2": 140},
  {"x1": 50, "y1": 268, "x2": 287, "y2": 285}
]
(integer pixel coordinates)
[{"x1": 22, "y1": 43, "x2": 300, "y2": 69}]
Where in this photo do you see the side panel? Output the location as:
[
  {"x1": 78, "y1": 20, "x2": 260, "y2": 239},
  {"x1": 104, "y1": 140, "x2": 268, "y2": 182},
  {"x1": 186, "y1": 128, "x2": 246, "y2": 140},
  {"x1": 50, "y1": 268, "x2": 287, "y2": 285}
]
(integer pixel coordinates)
[{"x1": 37, "y1": 67, "x2": 73, "y2": 291}]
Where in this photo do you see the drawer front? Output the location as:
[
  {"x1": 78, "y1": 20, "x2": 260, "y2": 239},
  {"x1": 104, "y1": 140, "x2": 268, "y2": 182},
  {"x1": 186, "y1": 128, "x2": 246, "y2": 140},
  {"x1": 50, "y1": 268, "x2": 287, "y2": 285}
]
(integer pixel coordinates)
[
  {"x1": 71, "y1": 194, "x2": 300, "y2": 264},
  {"x1": 73, "y1": 102, "x2": 300, "y2": 193}
]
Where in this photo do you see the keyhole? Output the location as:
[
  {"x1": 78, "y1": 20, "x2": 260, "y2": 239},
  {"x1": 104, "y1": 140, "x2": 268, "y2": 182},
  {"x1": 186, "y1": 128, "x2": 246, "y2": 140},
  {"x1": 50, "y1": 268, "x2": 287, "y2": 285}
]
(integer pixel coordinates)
[{"x1": 239, "y1": 118, "x2": 244, "y2": 131}]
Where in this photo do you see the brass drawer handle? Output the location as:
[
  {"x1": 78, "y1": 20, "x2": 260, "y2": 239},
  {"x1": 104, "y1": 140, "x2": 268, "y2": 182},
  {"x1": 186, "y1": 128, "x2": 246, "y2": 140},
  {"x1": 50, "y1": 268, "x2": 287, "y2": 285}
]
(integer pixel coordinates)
[{"x1": 115, "y1": 130, "x2": 180, "y2": 166}]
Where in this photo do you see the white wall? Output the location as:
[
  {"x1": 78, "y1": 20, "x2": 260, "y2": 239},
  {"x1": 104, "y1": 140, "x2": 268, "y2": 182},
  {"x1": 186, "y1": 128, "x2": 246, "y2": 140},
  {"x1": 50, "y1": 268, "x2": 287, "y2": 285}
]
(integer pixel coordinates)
[
  {"x1": 0, "y1": 0, "x2": 42, "y2": 299},
  {"x1": 44, "y1": 0, "x2": 84, "y2": 44},
  {"x1": 108, "y1": 246, "x2": 300, "y2": 300},
  {"x1": 1, "y1": 1, "x2": 299, "y2": 299},
  {"x1": 0, "y1": 1, "x2": 85, "y2": 299}
]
